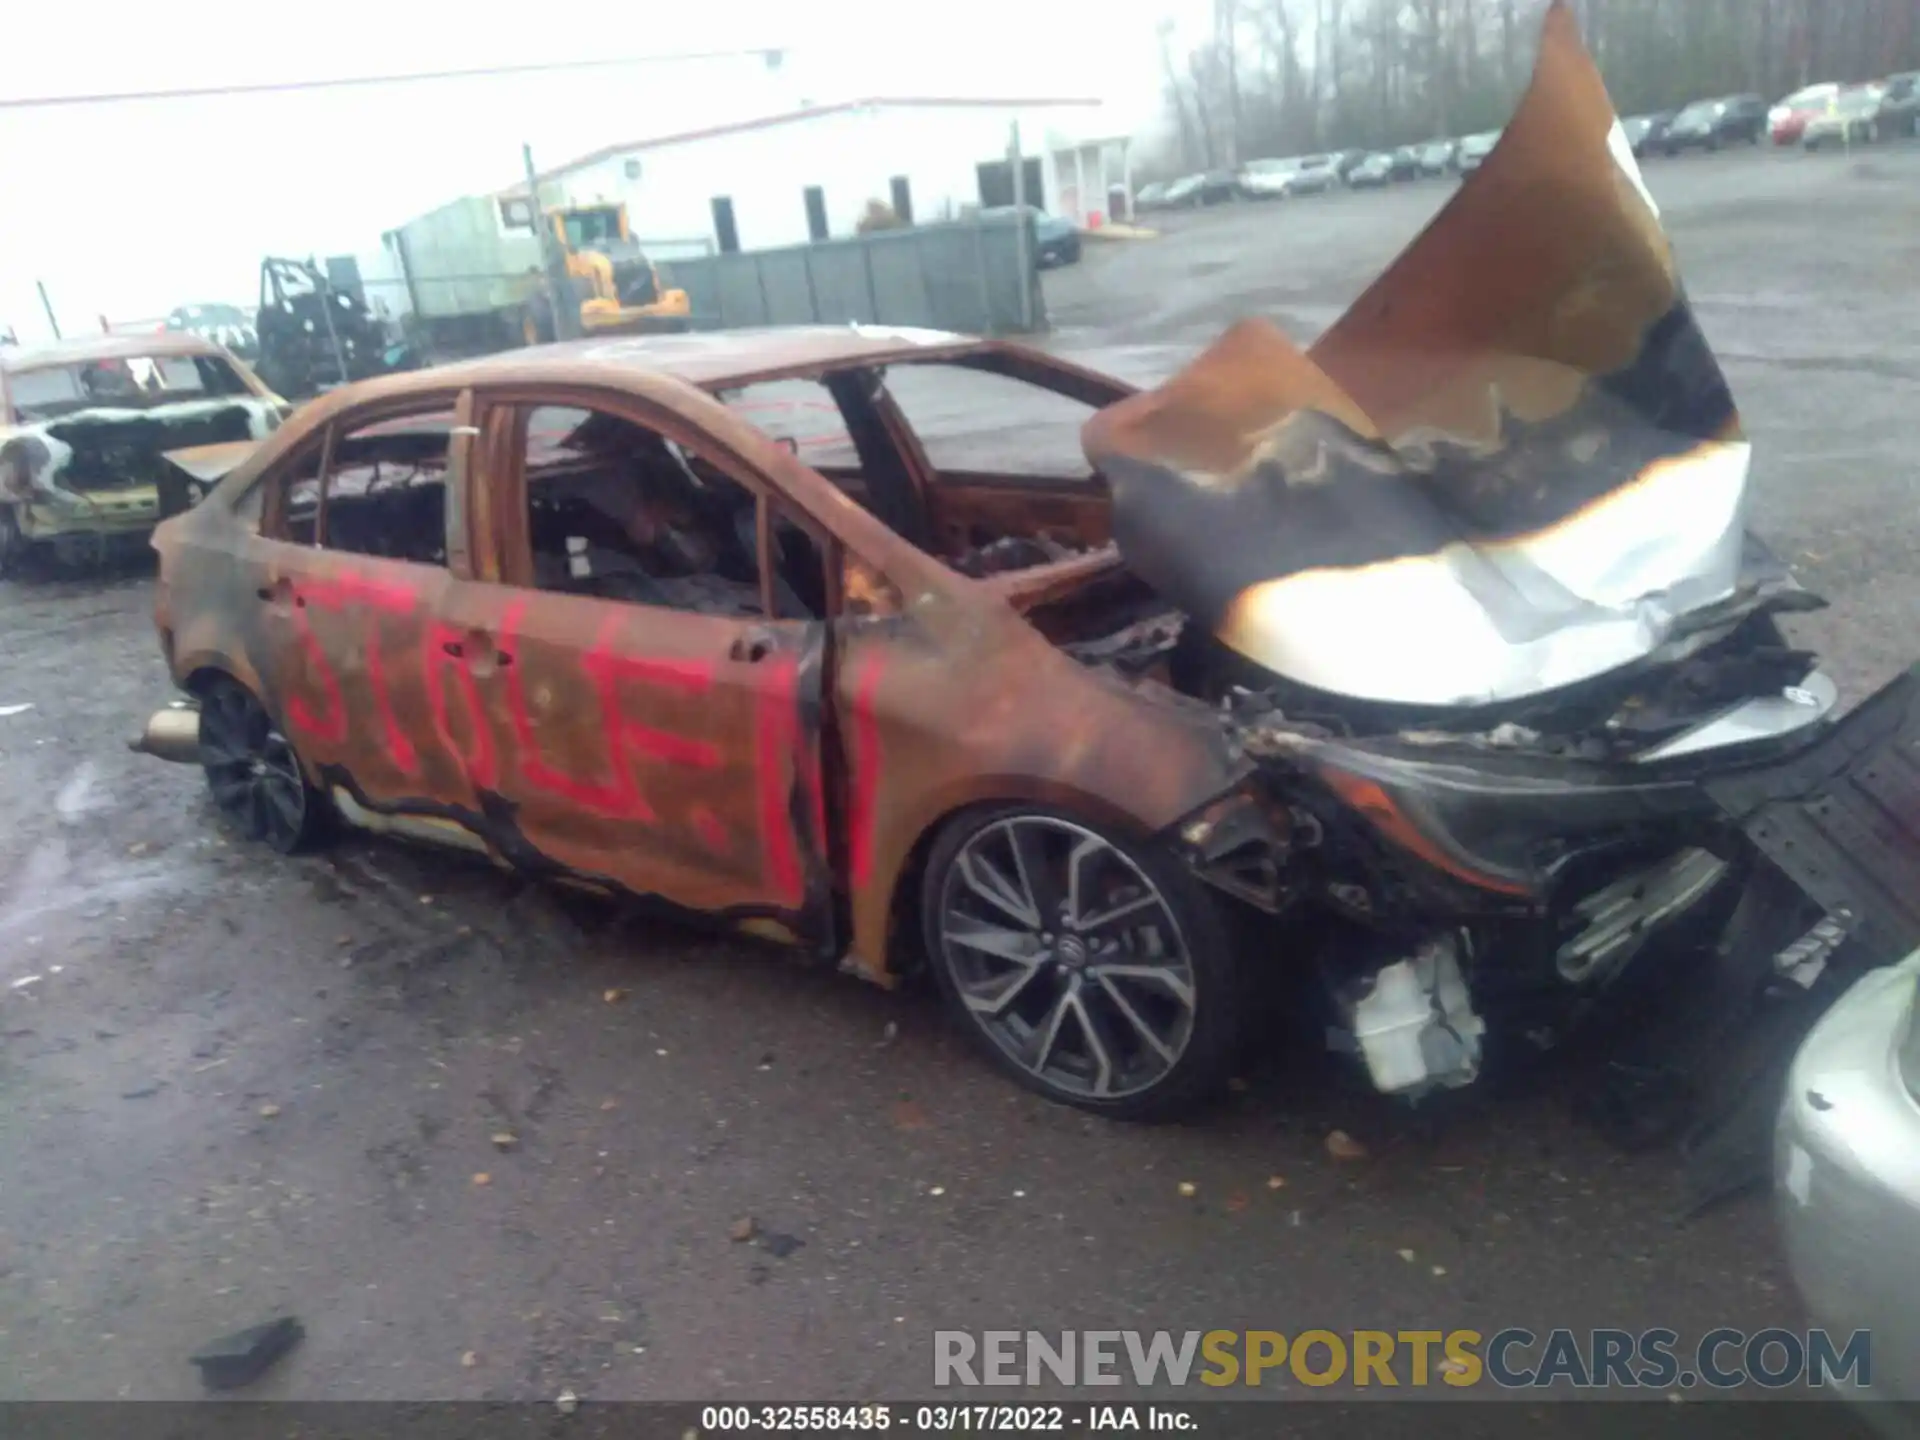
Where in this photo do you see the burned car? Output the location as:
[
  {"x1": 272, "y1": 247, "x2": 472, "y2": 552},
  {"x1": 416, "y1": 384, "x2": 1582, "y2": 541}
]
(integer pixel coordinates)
[
  {"x1": 135, "y1": 5, "x2": 1920, "y2": 1133},
  {"x1": 1, "y1": 333, "x2": 287, "y2": 574}
]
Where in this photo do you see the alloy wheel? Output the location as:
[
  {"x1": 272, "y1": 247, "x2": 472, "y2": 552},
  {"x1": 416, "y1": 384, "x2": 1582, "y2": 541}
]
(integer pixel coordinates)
[
  {"x1": 934, "y1": 815, "x2": 1198, "y2": 1102},
  {"x1": 198, "y1": 681, "x2": 316, "y2": 853}
]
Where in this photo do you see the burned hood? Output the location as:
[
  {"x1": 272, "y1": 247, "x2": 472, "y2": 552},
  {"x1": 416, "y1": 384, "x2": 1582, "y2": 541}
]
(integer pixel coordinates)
[{"x1": 1083, "y1": 2, "x2": 1749, "y2": 709}]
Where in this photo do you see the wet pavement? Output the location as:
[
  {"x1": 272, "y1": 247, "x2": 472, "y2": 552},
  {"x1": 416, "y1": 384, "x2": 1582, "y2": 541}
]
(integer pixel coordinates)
[{"x1": 2, "y1": 142, "x2": 1914, "y2": 1409}]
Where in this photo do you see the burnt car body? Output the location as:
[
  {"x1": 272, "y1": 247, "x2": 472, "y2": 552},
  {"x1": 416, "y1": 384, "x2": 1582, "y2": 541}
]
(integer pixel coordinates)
[
  {"x1": 1, "y1": 334, "x2": 286, "y2": 574},
  {"x1": 135, "y1": 4, "x2": 1920, "y2": 1135}
]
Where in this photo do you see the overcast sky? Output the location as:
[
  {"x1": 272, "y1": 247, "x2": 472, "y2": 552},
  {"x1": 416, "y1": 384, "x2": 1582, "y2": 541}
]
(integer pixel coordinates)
[{"x1": 1, "y1": 0, "x2": 1189, "y2": 339}]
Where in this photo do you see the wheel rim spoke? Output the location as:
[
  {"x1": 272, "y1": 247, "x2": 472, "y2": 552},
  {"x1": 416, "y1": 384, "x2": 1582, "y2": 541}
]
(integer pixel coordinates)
[
  {"x1": 1095, "y1": 972, "x2": 1179, "y2": 1067},
  {"x1": 1086, "y1": 961, "x2": 1195, "y2": 1010},
  {"x1": 960, "y1": 957, "x2": 1047, "y2": 1017},
  {"x1": 1067, "y1": 986, "x2": 1119, "y2": 1096},
  {"x1": 956, "y1": 849, "x2": 1039, "y2": 929}
]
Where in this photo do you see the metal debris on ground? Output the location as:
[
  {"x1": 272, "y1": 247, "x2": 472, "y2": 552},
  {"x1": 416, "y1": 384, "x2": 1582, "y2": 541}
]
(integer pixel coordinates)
[
  {"x1": 1325, "y1": 1130, "x2": 1369, "y2": 1161},
  {"x1": 189, "y1": 1316, "x2": 304, "y2": 1390}
]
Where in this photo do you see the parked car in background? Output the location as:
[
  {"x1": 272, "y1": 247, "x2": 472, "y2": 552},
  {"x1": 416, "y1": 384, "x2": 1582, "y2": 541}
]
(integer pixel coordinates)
[
  {"x1": 1160, "y1": 174, "x2": 1206, "y2": 208},
  {"x1": 1288, "y1": 155, "x2": 1344, "y2": 195},
  {"x1": 1388, "y1": 145, "x2": 1422, "y2": 179},
  {"x1": 1663, "y1": 94, "x2": 1768, "y2": 152},
  {"x1": 1332, "y1": 149, "x2": 1371, "y2": 181},
  {"x1": 1237, "y1": 157, "x2": 1301, "y2": 199},
  {"x1": 1197, "y1": 170, "x2": 1241, "y2": 205},
  {"x1": 1803, "y1": 85, "x2": 1891, "y2": 149},
  {"x1": 1455, "y1": 130, "x2": 1502, "y2": 174},
  {"x1": 1622, "y1": 112, "x2": 1675, "y2": 157},
  {"x1": 1133, "y1": 181, "x2": 1170, "y2": 212},
  {"x1": 1347, "y1": 151, "x2": 1397, "y2": 188},
  {"x1": 1417, "y1": 138, "x2": 1459, "y2": 175},
  {"x1": 982, "y1": 206, "x2": 1081, "y2": 268},
  {"x1": 1769, "y1": 82, "x2": 1842, "y2": 144},
  {"x1": 1775, "y1": 949, "x2": 1920, "y2": 1412},
  {"x1": 1876, "y1": 71, "x2": 1920, "y2": 136}
]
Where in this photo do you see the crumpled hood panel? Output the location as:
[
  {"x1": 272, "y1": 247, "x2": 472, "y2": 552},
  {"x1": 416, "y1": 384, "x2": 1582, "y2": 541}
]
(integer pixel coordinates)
[{"x1": 1082, "y1": 2, "x2": 1750, "y2": 709}]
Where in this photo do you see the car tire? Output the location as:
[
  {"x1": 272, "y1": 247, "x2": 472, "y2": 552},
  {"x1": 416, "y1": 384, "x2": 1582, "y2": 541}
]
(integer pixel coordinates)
[
  {"x1": 0, "y1": 506, "x2": 25, "y2": 579},
  {"x1": 198, "y1": 676, "x2": 332, "y2": 854},
  {"x1": 920, "y1": 803, "x2": 1250, "y2": 1121}
]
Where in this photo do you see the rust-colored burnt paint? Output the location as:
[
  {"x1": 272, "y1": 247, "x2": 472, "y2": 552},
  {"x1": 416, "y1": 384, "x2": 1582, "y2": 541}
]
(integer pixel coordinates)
[{"x1": 151, "y1": 331, "x2": 1241, "y2": 982}]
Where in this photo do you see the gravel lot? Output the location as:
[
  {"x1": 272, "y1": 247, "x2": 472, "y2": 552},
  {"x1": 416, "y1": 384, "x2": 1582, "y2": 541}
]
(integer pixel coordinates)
[{"x1": 1, "y1": 141, "x2": 1913, "y2": 1412}]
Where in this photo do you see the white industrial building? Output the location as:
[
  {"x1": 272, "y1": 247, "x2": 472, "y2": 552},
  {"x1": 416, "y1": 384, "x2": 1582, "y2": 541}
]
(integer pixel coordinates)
[{"x1": 504, "y1": 97, "x2": 1134, "y2": 256}]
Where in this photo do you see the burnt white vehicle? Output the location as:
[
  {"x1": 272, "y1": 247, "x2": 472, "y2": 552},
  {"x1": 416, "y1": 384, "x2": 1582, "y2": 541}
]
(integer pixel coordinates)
[{"x1": 0, "y1": 333, "x2": 286, "y2": 572}]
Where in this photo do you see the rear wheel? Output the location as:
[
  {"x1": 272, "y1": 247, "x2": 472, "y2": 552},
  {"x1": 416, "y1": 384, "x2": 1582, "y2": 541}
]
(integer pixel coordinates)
[
  {"x1": 921, "y1": 806, "x2": 1248, "y2": 1120},
  {"x1": 198, "y1": 678, "x2": 330, "y2": 853}
]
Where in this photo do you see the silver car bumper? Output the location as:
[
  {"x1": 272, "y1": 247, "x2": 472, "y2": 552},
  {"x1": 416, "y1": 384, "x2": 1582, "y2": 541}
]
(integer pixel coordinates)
[{"x1": 1776, "y1": 950, "x2": 1920, "y2": 1415}]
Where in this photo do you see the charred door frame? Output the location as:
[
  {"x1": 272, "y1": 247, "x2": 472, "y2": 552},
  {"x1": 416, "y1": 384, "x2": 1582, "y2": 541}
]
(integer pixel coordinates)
[{"x1": 459, "y1": 379, "x2": 849, "y2": 950}]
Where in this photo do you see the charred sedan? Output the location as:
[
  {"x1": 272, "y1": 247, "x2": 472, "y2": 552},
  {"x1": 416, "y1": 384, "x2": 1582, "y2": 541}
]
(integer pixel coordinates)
[
  {"x1": 1, "y1": 334, "x2": 287, "y2": 574},
  {"x1": 135, "y1": 5, "x2": 1920, "y2": 1127}
]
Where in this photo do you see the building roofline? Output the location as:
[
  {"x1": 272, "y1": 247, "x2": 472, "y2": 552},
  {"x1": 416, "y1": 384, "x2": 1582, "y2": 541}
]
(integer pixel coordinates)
[{"x1": 503, "y1": 95, "x2": 1104, "y2": 195}]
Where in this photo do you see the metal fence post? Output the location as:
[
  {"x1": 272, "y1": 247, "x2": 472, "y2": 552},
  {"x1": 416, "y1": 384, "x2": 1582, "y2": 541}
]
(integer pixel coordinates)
[
  {"x1": 753, "y1": 254, "x2": 772, "y2": 326},
  {"x1": 802, "y1": 249, "x2": 822, "y2": 323},
  {"x1": 861, "y1": 238, "x2": 880, "y2": 323}
]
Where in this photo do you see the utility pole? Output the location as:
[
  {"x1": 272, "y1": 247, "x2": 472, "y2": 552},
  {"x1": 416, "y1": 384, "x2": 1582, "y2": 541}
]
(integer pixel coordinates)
[
  {"x1": 1009, "y1": 120, "x2": 1034, "y2": 332},
  {"x1": 35, "y1": 281, "x2": 61, "y2": 339},
  {"x1": 523, "y1": 143, "x2": 581, "y2": 342}
]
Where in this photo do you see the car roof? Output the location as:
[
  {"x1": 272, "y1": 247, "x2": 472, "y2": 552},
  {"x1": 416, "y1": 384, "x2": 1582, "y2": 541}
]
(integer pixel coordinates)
[
  {"x1": 0, "y1": 330, "x2": 230, "y2": 374},
  {"x1": 357, "y1": 325, "x2": 990, "y2": 393}
]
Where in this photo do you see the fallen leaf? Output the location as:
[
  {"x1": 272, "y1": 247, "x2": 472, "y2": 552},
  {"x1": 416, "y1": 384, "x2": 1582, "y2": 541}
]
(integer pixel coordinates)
[
  {"x1": 1177, "y1": 1181, "x2": 1198, "y2": 1198},
  {"x1": 603, "y1": 989, "x2": 624, "y2": 1004},
  {"x1": 654, "y1": 1048, "x2": 669, "y2": 1058},
  {"x1": 928, "y1": 1185, "x2": 946, "y2": 1197},
  {"x1": 1224, "y1": 1190, "x2": 1250, "y2": 1213},
  {"x1": 730, "y1": 1216, "x2": 758, "y2": 1243},
  {"x1": 257, "y1": 1103, "x2": 281, "y2": 1119},
  {"x1": 1325, "y1": 1129, "x2": 1369, "y2": 1161},
  {"x1": 1397, "y1": 1248, "x2": 1416, "y2": 1263},
  {"x1": 472, "y1": 1172, "x2": 492, "y2": 1187},
  {"x1": 491, "y1": 1132, "x2": 518, "y2": 1151},
  {"x1": 890, "y1": 1099, "x2": 929, "y2": 1131},
  {"x1": 1431, "y1": 1265, "x2": 1448, "y2": 1277},
  {"x1": 461, "y1": 1350, "x2": 479, "y2": 1368},
  {"x1": 1266, "y1": 1175, "x2": 1287, "y2": 1191}
]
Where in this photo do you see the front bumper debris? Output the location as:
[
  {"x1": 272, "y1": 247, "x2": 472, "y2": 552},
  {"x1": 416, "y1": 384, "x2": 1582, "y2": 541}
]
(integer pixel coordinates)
[{"x1": 1710, "y1": 661, "x2": 1920, "y2": 965}]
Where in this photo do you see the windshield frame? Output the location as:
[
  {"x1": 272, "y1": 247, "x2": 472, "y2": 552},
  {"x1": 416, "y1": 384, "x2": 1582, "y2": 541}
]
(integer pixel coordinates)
[{"x1": 4, "y1": 352, "x2": 256, "y2": 424}]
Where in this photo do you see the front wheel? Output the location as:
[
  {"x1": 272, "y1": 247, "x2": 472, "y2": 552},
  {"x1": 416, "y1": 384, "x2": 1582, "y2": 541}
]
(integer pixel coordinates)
[
  {"x1": 198, "y1": 678, "x2": 331, "y2": 854},
  {"x1": 921, "y1": 806, "x2": 1249, "y2": 1120}
]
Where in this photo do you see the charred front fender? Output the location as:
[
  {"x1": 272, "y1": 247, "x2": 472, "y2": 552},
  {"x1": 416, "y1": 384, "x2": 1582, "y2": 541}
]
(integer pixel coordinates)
[{"x1": 832, "y1": 596, "x2": 1254, "y2": 980}]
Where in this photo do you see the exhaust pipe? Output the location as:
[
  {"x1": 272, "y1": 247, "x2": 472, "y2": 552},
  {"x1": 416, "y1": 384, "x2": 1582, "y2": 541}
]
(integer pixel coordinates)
[{"x1": 131, "y1": 703, "x2": 202, "y2": 764}]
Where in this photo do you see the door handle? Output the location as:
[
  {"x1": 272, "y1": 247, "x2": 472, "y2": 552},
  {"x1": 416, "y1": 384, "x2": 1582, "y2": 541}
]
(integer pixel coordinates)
[{"x1": 728, "y1": 627, "x2": 780, "y2": 664}]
